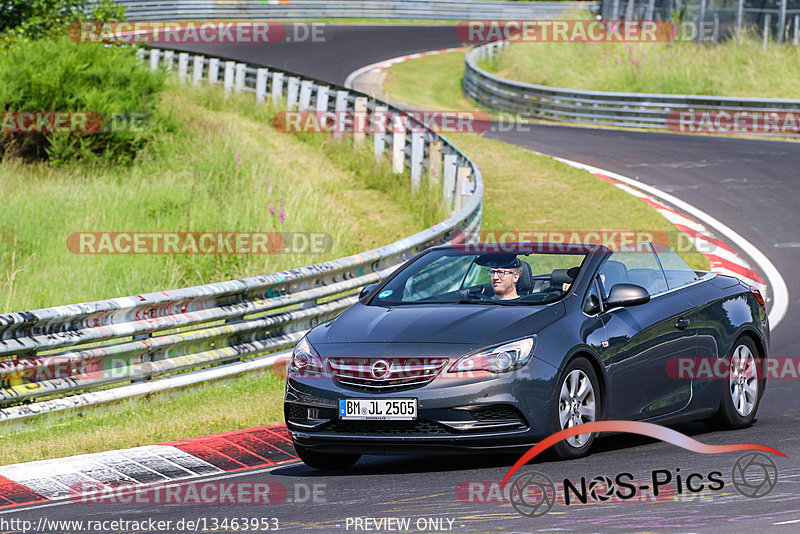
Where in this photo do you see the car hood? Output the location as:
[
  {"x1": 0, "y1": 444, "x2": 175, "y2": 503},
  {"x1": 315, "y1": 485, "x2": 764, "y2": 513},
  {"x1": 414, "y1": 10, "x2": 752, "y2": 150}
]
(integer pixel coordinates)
[{"x1": 308, "y1": 301, "x2": 565, "y2": 348}]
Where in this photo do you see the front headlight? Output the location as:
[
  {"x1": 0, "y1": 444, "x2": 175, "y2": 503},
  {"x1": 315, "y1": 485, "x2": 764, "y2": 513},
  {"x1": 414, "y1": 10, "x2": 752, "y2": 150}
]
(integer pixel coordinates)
[
  {"x1": 290, "y1": 337, "x2": 324, "y2": 376},
  {"x1": 448, "y1": 337, "x2": 536, "y2": 374}
]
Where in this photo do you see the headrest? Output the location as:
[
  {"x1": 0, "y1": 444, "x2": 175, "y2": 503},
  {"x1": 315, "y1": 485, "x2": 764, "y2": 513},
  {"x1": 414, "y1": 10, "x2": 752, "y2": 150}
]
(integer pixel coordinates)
[
  {"x1": 551, "y1": 267, "x2": 579, "y2": 286},
  {"x1": 516, "y1": 261, "x2": 534, "y2": 292}
]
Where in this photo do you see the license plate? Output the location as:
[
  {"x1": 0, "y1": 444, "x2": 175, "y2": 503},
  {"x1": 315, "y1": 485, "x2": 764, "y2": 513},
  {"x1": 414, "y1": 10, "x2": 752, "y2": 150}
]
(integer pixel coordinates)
[{"x1": 339, "y1": 398, "x2": 417, "y2": 420}]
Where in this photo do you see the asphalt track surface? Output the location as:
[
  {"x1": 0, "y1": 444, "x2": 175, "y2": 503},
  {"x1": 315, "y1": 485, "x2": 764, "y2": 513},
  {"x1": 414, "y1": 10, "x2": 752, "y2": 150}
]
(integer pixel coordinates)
[{"x1": 10, "y1": 25, "x2": 800, "y2": 533}]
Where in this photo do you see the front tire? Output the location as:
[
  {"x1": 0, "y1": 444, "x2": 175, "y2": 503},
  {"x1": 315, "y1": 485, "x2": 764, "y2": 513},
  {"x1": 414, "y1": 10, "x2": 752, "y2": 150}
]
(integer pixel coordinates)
[
  {"x1": 294, "y1": 444, "x2": 361, "y2": 470},
  {"x1": 549, "y1": 357, "x2": 601, "y2": 460},
  {"x1": 707, "y1": 337, "x2": 762, "y2": 430}
]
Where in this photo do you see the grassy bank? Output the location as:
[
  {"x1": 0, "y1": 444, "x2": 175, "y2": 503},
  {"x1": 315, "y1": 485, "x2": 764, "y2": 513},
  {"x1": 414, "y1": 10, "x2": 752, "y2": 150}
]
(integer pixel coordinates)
[
  {"x1": 0, "y1": 81, "x2": 446, "y2": 313},
  {"x1": 484, "y1": 36, "x2": 800, "y2": 97}
]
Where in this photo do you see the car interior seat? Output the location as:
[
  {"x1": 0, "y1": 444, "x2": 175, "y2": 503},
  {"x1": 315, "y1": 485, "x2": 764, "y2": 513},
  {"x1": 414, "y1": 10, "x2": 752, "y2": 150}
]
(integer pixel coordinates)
[
  {"x1": 548, "y1": 266, "x2": 580, "y2": 292},
  {"x1": 515, "y1": 261, "x2": 534, "y2": 295}
]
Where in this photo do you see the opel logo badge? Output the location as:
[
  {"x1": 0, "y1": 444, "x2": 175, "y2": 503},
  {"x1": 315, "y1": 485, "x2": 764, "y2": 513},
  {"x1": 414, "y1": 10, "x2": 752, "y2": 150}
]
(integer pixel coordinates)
[{"x1": 371, "y1": 359, "x2": 391, "y2": 379}]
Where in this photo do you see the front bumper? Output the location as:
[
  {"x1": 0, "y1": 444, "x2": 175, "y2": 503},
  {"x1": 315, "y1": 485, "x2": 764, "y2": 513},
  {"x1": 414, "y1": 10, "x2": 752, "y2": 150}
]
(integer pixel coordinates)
[{"x1": 284, "y1": 363, "x2": 558, "y2": 454}]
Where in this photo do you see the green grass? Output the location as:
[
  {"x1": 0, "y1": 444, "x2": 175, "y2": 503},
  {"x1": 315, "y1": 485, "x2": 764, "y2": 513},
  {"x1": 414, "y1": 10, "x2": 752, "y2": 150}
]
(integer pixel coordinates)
[
  {"x1": 484, "y1": 35, "x2": 800, "y2": 97},
  {"x1": 0, "y1": 81, "x2": 446, "y2": 313},
  {"x1": 0, "y1": 368, "x2": 287, "y2": 465},
  {"x1": 384, "y1": 50, "x2": 475, "y2": 112},
  {"x1": 384, "y1": 51, "x2": 710, "y2": 270}
]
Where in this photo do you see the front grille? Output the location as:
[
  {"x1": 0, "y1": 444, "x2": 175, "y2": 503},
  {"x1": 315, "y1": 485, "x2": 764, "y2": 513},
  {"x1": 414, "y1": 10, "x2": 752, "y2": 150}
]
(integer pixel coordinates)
[
  {"x1": 471, "y1": 405, "x2": 527, "y2": 424},
  {"x1": 328, "y1": 357, "x2": 449, "y2": 391},
  {"x1": 319, "y1": 419, "x2": 453, "y2": 435}
]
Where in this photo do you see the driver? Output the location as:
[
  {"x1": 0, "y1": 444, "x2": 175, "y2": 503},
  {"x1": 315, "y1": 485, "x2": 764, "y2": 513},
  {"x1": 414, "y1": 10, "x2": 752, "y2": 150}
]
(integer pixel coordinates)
[{"x1": 487, "y1": 257, "x2": 522, "y2": 300}]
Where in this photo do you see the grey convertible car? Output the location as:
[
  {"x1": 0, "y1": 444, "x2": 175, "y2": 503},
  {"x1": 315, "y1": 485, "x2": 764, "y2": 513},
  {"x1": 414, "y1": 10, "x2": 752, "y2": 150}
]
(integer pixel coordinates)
[{"x1": 284, "y1": 242, "x2": 768, "y2": 469}]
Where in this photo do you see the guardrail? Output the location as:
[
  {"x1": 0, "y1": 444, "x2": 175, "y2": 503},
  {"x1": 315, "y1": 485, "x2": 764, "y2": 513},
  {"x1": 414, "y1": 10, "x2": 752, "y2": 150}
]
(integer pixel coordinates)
[
  {"x1": 463, "y1": 41, "x2": 800, "y2": 135},
  {"x1": 112, "y1": 0, "x2": 593, "y2": 21},
  {"x1": 0, "y1": 47, "x2": 484, "y2": 423}
]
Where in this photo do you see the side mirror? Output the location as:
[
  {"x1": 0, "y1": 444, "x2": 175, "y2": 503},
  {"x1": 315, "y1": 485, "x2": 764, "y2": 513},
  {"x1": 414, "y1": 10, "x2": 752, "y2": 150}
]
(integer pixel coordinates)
[
  {"x1": 605, "y1": 283, "x2": 650, "y2": 308},
  {"x1": 359, "y1": 283, "x2": 380, "y2": 302}
]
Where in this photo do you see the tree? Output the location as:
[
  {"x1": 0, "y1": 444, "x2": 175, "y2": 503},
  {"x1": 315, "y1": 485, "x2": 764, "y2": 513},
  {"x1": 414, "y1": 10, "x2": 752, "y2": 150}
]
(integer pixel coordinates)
[{"x1": 0, "y1": 0, "x2": 124, "y2": 40}]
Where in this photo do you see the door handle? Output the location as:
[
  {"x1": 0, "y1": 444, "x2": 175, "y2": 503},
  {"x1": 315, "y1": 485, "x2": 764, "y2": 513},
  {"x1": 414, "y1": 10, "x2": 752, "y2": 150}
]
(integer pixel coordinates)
[{"x1": 675, "y1": 318, "x2": 690, "y2": 330}]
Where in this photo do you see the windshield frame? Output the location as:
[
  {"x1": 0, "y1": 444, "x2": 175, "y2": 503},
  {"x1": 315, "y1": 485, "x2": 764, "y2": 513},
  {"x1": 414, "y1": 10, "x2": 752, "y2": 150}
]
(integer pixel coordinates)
[{"x1": 363, "y1": 243, "x2": 598, "y2": 308}]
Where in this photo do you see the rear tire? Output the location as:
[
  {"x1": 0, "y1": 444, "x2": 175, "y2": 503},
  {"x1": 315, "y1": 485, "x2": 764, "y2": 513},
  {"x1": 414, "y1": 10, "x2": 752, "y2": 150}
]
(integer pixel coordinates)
[
  {"x1": 294, "y1": 444, "x2": 361, "y2": 470},
  {"x1": 549, "y1": 357, "x2": 601, "y2": 460},
  {"x1": 707, "y1": 336, "x2": 762, "y2": 430}
]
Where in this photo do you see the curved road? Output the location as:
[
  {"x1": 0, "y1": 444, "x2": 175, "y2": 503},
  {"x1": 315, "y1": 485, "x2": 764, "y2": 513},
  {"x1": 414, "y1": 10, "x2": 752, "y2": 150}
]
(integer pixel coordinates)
[{"x1": 12, "y1": 25, "x2": 800, "y2": 533}]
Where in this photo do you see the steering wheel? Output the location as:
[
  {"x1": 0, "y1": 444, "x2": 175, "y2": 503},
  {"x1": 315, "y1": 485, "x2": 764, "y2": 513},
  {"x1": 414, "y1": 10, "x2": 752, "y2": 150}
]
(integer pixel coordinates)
[{"x1": 460, "y1": 287, "x2": 493, "y2": 302}]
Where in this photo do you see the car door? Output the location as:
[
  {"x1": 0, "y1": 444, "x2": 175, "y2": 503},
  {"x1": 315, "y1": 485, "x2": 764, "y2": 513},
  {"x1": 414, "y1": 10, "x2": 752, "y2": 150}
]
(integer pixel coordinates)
[{"x1": 597, "y1": 245, "x2": 697, "y2": 420}]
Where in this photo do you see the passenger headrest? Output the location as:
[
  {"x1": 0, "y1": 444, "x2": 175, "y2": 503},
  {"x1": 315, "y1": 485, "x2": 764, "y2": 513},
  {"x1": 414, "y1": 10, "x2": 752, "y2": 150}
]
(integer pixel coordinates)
[{"x1": 551, "y1": 267, "x2": 579, "y2": 286}]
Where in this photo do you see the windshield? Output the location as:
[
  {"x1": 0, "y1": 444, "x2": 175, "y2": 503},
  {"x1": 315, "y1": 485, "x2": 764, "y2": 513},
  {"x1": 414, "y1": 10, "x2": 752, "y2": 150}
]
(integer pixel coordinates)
[{"x1": 370, "y1": 248, "x2": 588, "y2": 306}]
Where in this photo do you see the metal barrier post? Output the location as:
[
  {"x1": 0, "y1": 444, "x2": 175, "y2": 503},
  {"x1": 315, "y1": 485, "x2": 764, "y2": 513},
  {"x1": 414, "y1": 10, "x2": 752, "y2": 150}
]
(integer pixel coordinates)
[
  {"x1": 443, "y1": 154, "x2": 457, "y2": 206},
  {"x1": 392, "y1": 114, "x2": 406, "y2": 173},
  {"x1": 713, "y1": 14, "x2": 719, "y2": 43},
  {"x1": 208, "y1": 58, "x2": 220, "y2": 84},
  {"x1": 193, "y1": 55, "x2": 204, "y2": 85},
  {"x1": 736, "y1": 0, "x2": 744, "y2": 35},
  {"x1": 794, "y1": 15, "x2": 799, "y2": 45},
  {"x1": 410, "y1": 132, "x2": 424, "y2": 189},
  {"x1": 163, "y1": 50, "x2": 174, "y2": 71},
  {"x1": 353, "y1": 97, "x2": 368, "y2": 146},
  {"x1": 778, "y1": 0, "x2": 788, "y2": 43},
  {"x1": 429, "y1": 141, "x2": 443, "y2": 183},
  {"x1": 299, "y1": 80, "x2": 313, "y2": 110},
  {"x1": 256, "y1": 68, "x2": 269, "y2": 103},
  {"x1": 224, "y1": 61, "x2": 236, "y2": 93},
  {"x1": 454, "y1": 166, "x2": 470, "y2": 211},
  {"x1": 287, "y1": 77, "x2": 300, "y2": 109},
  {"x1": 235, "y1": 63, "x2": 247, "y2": 92},
  {"x1": 272, "y1": 72, "x2": 284, "y2": 104},
  {"x1": 178, "y1": 53, "x2": 189, "y2": 81},
  {"x1": 149, "y1": 49, "x2": 160, "y2": 71},
  {"x1": 333, "y1": 90, "x2": 349, "y2": 141},
  {"x1": 624, "y1": 0, "x2": 634, "y2": 20},
  {"x1": 697, "y1": 0, "x2": 707, "y2": 42},
  {"x1": 764, "y1": 14, "x2": 771, "y2": 48},
  {"x1": 373, "y1": 105, "x2": 388, "y2": 160},
  {"x1": 316, "y1": 86, "x2": 330, "y2": 113}
]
